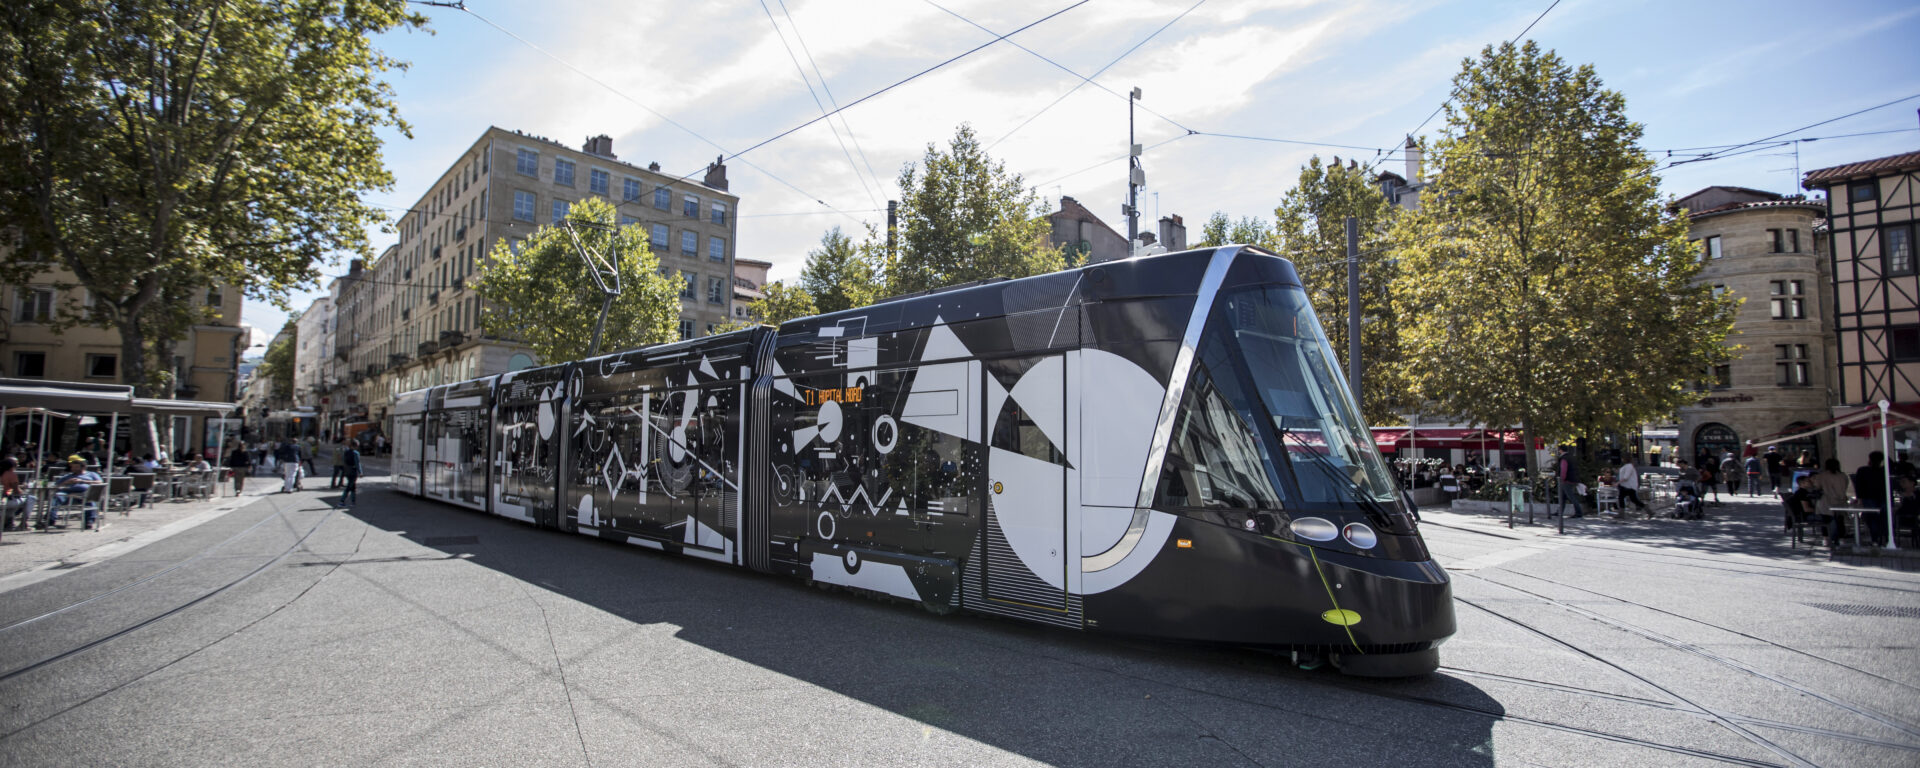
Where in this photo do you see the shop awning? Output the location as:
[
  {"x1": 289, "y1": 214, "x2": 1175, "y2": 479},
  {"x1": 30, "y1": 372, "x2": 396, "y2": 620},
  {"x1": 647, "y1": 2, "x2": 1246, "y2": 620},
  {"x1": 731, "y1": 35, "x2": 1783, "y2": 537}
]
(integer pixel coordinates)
[
  {"x1": 0, "y1": 378, "x2": 135, "y2": 413},
  {"x1": 1752, "y1": 403, "x2": 1920, "y2": 446},
  {"x1": 1372, "y1": 427, "x2": 1406, "y2": 449},
  {"x1": 132, "y1": 398, "x2": 237, "y2": 416}
]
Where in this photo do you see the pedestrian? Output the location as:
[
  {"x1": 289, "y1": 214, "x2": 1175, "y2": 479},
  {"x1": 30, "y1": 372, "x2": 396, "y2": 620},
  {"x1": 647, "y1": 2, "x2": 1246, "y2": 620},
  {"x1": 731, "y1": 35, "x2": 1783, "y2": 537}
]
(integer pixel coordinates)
[
  {"x1": 1697, "y1": 458, "x2": 1728, "y2": 506},
  {"x1": 1807, "y1": 458, "x2": 1853, "y2": 546},
  {"x1": 1616, "y1": 457, "x2": 1649, "y2": 515},
  {"x1": 1764, "y1": 445, "x2": 1786, "y2": 493},
  {"x1": 276, "y1": 440, "x2": 301, "y2": 493},
  {"x1": 302, "y1": 436, "x2": 319, "y2": 478},
  {"x1": 1439, "y1": 465, "x2": 1461, "y2": 505},
  {"x1": 340, "y1": 442, "x2": 362, "y2": 505},
  {"x1": 224, "y1": 443, "x2": 252, "y2": 496},
  {"x1": 1744, "y1": 453, "x2": 1764, "y2": 496},
  {"x1": 329, "y1": 441, "x2": 347, "y2": 489},
  {"x1": 1552, "y1": 445, "x2": 1584, "y2": 519},
  {"x1": 1719, "y1": 452, "x2": 1741, "y2": 497}
]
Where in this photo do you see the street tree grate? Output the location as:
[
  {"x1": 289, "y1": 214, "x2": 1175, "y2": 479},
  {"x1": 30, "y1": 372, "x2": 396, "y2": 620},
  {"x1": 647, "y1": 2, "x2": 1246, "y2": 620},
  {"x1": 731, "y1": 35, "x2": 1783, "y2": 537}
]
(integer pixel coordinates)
[
  {"x1": 1804, "y1": 603, "x2": 1920, "y2": 619},
  {"x1": 422, "y1": 535, "x2": 479, "y2": 546}
]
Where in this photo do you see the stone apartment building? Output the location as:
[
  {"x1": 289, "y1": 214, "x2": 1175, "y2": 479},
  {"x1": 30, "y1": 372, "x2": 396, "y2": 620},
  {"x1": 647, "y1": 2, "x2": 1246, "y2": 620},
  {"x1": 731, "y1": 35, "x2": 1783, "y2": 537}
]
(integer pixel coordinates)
[
  {"x1": 1673, "y1": 186, "x2": 1831, "y2": 464},
  {"x1": 334, "y1": 126, "x2": 740, "y2": 434},
  {"x1": 1046, "y1": 195, "x2": 1185, "y2": 263},
  {"x1": 1, "y1": 266, "x2": 247, "y2": 454}
]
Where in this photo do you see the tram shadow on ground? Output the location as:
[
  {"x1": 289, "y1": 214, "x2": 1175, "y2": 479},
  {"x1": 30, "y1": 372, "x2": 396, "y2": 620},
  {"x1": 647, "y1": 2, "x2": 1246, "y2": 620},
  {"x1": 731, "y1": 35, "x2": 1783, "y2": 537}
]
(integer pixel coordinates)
[{"x1": 340, "y1": 489, "x2": 1501, "y2": 767}]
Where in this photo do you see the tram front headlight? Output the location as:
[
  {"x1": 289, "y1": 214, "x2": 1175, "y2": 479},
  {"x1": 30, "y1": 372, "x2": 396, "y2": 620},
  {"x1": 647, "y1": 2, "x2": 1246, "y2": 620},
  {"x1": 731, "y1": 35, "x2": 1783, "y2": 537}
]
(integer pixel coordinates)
[
  {"x1": 1342, "y1": 522, "x2": 1378, "y2": 549},
  {"x1": 1290, "y1": 517, "x2": 1339, "y2": 542}
]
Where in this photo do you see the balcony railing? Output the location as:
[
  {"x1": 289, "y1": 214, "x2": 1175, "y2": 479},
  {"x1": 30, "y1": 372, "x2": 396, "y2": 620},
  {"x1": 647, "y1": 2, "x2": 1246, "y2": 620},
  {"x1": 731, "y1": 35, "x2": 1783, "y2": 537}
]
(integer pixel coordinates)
[{"x1": 418, "y1": 341, "x2": 439, "y2": 356}]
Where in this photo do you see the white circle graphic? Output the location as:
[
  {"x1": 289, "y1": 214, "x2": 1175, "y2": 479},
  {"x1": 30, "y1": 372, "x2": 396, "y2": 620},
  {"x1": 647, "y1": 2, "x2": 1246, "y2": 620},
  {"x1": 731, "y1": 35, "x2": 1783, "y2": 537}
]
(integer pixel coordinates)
[
  {"x1": 871, "y1": 414, "x2": 899, "y2": 454},
  {"x1": 816, "y1": 511, "x2": 836, "y2": 540},
  {"x1": 818, "y1": 400, "x2": 843, "y2": 443}
]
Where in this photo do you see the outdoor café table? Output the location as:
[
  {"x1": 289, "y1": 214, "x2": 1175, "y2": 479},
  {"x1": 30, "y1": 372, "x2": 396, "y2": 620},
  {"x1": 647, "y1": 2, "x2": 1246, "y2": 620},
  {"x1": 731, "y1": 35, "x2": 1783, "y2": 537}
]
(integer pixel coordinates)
[{"x1": 1831, "y1": 506, "x2": 1877, "y2": 549}]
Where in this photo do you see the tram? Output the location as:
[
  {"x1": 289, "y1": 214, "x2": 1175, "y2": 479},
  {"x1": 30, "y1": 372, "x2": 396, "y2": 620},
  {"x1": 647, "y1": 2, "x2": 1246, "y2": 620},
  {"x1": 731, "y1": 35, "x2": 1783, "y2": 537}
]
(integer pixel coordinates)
[{"x1": 391, "y1": 245, "x2": 1454, "y2": 676}]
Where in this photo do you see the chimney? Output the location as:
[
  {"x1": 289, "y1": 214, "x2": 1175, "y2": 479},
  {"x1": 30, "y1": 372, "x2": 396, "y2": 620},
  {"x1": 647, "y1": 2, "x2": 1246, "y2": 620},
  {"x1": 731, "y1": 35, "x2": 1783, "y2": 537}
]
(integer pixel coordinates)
[
  {"x1": 703, "y1": 155, "x2": 728, "y2": 191},
  {"x1": 1138, "y1": 231, "x2": 1157, "y2": 247},
  {"x1": 583, "y1": 134, "x2": 616, "y2": 158},
  {"x1": 1158, "y1": 214, "x2": 1187, "y2": 251},
  {"x1": 648, "y1": 161, "x2": 660, "y2": 172},
  {"x1": 1404, "y1": 136, "x2": 1422, "y2": 184}
]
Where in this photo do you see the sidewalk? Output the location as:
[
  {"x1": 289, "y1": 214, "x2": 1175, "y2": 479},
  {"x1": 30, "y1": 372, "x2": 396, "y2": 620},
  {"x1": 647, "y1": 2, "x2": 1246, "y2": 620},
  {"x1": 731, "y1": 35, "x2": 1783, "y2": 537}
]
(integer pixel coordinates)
[{"x1": 1426, "y1": 486, "x2": 1920, "y2": 571}]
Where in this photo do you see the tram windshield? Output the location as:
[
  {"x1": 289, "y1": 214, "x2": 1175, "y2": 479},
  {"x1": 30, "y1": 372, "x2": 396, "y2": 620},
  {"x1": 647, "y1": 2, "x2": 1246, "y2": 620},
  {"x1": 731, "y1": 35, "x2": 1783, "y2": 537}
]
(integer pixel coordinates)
[{"x1": 1159, "y1": 285, "x2": 1400, "y2": 515}]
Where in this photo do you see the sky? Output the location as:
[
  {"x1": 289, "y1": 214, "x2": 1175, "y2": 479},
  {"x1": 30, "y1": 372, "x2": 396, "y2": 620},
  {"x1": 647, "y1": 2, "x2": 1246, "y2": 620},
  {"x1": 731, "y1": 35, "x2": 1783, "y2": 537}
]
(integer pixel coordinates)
[{"x1": 240, "y1": 0, "x2": 1920, "y2": 355}]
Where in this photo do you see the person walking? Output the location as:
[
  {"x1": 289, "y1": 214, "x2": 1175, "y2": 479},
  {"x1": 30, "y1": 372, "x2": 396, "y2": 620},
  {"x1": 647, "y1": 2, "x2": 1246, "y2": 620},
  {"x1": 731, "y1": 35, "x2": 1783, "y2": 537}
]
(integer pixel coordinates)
[
  {"x1": 1617, "y1": 457, "x2": 1649, "y2": 516},
  {"x1": 1698, "y1": 460, "x2": 1721, "y2": 505},
  {"x1": 1552, "y1": 446, "x2": 1583, "y2": 519},
  {"x1": 224, "y1": 443, "x2": 253, "y2": 496},
  {"x1": 1764, "y1": 445, "x2": 1786, "y2": 493},
  {"x1": 1744, "y1": 453, "x2": 1764, "y2": 496},
  {"x1": 340, "y1": 442, "x2": 362, "y2": 505},
  {"x1": 1854, "y1": 451, "x2": 1889, "y2": 543},
  {"x1": 1719, "y1": 452, "x2": 1741, "y2": 497},
  {"x1": 1438, "y1": 465, "x2": 1461, "y2": 506},
  {"x1": 301, "y1": 436, "x2": 319, "y2": 479},
  {"x1": 276, "y1": 440, "x2": 301, "y2": 493},
  {"x1": 329, "y1": 441, "x2": 347, "y2": 489}
]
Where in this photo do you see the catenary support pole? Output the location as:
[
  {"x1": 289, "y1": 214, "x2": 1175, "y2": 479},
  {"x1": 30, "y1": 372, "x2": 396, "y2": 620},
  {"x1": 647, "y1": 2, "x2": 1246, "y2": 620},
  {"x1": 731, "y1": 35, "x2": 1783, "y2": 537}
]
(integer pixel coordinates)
[{"x1": 1346, "y1": 216, "x2": 1361, "y2": 398}]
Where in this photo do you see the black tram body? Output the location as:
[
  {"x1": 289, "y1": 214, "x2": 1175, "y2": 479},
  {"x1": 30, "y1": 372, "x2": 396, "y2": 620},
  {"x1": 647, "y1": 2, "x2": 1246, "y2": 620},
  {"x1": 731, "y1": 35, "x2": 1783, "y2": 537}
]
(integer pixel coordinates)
[{"x1": 391, "y1": 246, "x2": 1455, "y2": 675}]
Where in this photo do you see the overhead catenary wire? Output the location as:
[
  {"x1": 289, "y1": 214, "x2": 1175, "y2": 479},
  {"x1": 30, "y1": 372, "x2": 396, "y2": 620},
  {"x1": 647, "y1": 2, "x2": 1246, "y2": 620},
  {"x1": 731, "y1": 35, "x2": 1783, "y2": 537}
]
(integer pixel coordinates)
[
  {"x1": 758, "y1": 0, "x2": 881, "y2": 209},
  {"x1": 983, "y1": 0, "x2": 1207, "y2": 151},
  {"x1": 778, "y1": 0, "x2": 887, "y2": 201}
]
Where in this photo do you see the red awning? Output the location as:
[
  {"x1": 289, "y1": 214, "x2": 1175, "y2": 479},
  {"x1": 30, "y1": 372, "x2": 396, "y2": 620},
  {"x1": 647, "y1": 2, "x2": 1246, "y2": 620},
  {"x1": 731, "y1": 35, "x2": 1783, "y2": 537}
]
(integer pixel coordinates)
[{"x1": 1372, "y1": 427, "x2": 1407, "y2": 449}]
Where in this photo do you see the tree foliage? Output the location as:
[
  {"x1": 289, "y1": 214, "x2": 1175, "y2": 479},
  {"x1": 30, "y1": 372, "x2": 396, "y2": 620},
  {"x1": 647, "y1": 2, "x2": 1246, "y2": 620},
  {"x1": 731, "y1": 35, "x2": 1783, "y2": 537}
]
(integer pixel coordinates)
[
  {"x1": 728, "y1": 281, "x2": 819, "y2": 331},
  {"x1": 1191, "y1": 212, "x2": 1273, "y2": 248},
  {"x1": 255, "y1": 322, "x2": 297, "y2": 399},
  {"x1": 0, "y1": 0, "x2": 421, "y2": 403},
  {"x1": 1389, "y1": 42, "x2": 1735, "y2": 472},
  {"x1": 474, "y1": 197, "x2": 680, "y2": 363},
  {"x1": 888, "y1": 124, "x2": 1063, "y2": 296},
  {"x1": 799, "y1": 227, "x2": 883, "y2": 314},
  {"x1": 1271, "y1": 156, "x2": 1408, "y2": 423}
]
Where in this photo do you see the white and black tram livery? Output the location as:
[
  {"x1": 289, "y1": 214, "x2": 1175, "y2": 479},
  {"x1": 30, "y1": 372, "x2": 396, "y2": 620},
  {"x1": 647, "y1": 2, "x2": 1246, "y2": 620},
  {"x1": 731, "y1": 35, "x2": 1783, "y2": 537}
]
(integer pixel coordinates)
[{"x1": 392, "y1": 245, "x2": 1455, "y2": 675}]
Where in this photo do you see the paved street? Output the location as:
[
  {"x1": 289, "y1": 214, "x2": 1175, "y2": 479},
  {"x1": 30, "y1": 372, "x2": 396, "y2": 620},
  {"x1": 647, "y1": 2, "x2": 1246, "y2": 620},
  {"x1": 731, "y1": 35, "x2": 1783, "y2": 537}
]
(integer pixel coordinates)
[{"x1": 1, "y1": 472, "x2": 1916, "y2": 767}]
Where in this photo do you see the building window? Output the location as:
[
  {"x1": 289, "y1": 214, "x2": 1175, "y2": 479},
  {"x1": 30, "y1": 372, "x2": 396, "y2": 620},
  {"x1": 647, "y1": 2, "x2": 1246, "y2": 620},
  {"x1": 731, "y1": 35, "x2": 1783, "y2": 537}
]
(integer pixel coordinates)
[
  {"x1": 654, "y1": 186, "x2": 670, "y2": 210},
  {"x1": 683, "y1": 194, "x2": 699, "y2": 218},
  {"x1": 1775, "y1": 344, "x2": 1809, "y2": 387},
  {"x1": 12, "y1": 287, "x2": 53, "y2": 323},
  {"x1": 1851, "y1": 181, "x2": 1877, "y2": 204},
  {"x1": 1768, "y1": 229, "x2": 1783, "y2": 253},
  {"x1": 711, "y1": 202, "x2": 728, "y2": 226},
  {"x1": 551, "y1": 199, "x2": 570, "y2": 224},
  {"x1": 619, "y1": 214, "x2": 638, "y2": 227},
  {"x1": 1769, "y1": 280, "x2": 1804, "y2": 320},
  {"x1": 12, "y1": 351, "x2": 46, "y2": 378},
  {"x1": 623, "y1": 178, "x2": 641, "y2": 201},
  {"x1": 1711, "y1": 364, "x2": 1732, "y2": 389},
  {"x1": 1788, "y1": 229, "x2": 1800, "y2": 253},
  {"x1": 205, "y1": 287, "x2": 221, "y2": 307},
  {"x1": 1885, "y1": 224, "x2": 1915, "y2": 276},
  {"x1": 554, "y1": 158, "x2": 575, "y2": 187},
  {"x1": 513, "y1": 190, "x2": 535, "y2": 222},
  {"x1": 516, "y1": 148, "x2": 538, "y2": 176},
  {"x1": 1892, "y1": 326, "x2": 1920, "y2": 361},
  {"x1": 84, "y1": 353, "x2": 116, "y2": 379},
  {"x1": 650, "y1": 223, "x2": 669, "y2": 251},
  {"x1": 707, "y1": 276, "x2": 724, "y2": 304},
  {"x1": 680, "y1": 271, "x2": 696, "y2": 299},
  {"x1": 681, "y1": 230, "x2": 697, "y2": 255},
  {"x1": 678, "y1": 318, "x2": 694, "y2": 340},
  {"x1": 1704, "y1": 235, "x2": 1723, "y2": 259},
  {"x1": 589, "y1": 168, "x2": 609, "y2": 197},
  {"x1": 709, "y1": 236, "x2": 726, "y2": 262}
]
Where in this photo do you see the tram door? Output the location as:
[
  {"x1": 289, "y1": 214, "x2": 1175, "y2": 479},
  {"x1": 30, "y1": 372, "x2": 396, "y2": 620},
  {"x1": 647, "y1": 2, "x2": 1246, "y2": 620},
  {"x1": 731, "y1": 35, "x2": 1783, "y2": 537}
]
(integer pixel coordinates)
[{"x1": 981, "y1": 355, "x2": 1070, "y2": 612}]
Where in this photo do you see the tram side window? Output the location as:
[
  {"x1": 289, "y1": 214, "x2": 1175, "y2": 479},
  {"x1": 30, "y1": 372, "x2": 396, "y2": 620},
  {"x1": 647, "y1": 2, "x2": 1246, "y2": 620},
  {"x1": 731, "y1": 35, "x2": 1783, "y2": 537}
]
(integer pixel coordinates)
[{"x1": 1154, "y1": 358, "x2": 1286, "y2": 510}]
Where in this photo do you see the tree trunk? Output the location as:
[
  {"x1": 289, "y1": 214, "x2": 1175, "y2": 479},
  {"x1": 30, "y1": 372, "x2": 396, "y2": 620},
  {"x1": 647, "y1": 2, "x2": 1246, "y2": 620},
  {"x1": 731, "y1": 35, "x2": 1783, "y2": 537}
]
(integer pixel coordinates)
[{"x1": 117, "y1": 312, "x2": 158, "y2": 461}]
